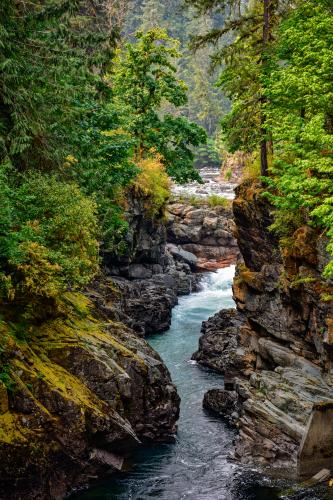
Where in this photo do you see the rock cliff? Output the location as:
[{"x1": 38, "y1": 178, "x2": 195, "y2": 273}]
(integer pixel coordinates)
[
  {"x1": 0, "y1": 192, "x2": 189, "y2": 498},
  {"x1": 0, "y1": 293, "x2": 179, "y2": 499},
  {"x1": 195, "y1": 179, "x2": 333, "y2": 474},
  {"x1": 167, "y1": 201, "x2": 238, "y2": 271},
  {"x1": 102, "y1": 196, "x2": 200, "y2": 336}
]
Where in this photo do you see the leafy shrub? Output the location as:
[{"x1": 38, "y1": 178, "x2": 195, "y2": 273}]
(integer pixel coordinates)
[
  {"x1": 207, "y1": 195, "x2": 229, "y2": 208},
  {"x1": 225, "y1": 169, "x2": 232, "y2": 181},
  {"x1": 0, "y1": 170, "x2": 99, "y2": 316},
  {"x1": 133, "y1": 155, "x2": 171, "y2": 218},
  {"x1": 242, "y1": 153, "x2": 261, "y2": 181}
]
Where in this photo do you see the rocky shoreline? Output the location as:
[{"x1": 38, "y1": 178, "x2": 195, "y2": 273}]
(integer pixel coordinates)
[
  {"x1": 0, "y1": 177, "x2": 239, "y2": 499},
  {"x1": 195, "y1": 180, "x2": 333, "y2": 476},
  {"x1": 0, "y1": 292, "x2": 180, "y2": 500}
]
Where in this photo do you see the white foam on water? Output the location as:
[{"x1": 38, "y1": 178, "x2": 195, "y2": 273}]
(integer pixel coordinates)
[{"x1": 171, "y1": 167, "x2": 237, "y2": 200}]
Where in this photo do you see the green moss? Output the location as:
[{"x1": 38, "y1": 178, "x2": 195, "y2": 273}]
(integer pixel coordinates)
[
  {"x1": 0, "y1": 290, "x2": 152, "y2": 455},
  {"x1": 289, "y1": 275, "x2": 317, "y2": 289},
  {"x1": 321, "y1": 294, "x2": 333, "y2": 302},
  {"x1": 207, "y1": 194, "x2": 230, "y2": 208}
]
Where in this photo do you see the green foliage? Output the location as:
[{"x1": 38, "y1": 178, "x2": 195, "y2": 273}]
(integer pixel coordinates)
[
  {"x1": 113, "y1": 28, "x2": 207, "y2": 183},
  {"x1": 133, "y1": 156, "x2": 171, "y2": 218},
  {"x1": 194, "y1": 138, "x2": 221, "y2": 169},
  {"x1": 71, "y1": 101, "x2": 139, "y2": 252},
  {"x1": 264, "y1": 0, "x2": 333, "y2": 276},
  {"x1": 207, "y1": 194, "x2": 229, "y2": 208},
  {"x1": 124, "y1": 0, "x2": 228, "y2": 139},
  {"x1": 242, "y1": 153, "x2": 262, "y2": 181},
  {"x1": 192, "y1": 0, "x2": 333, "y2": 277},
  {"x1": 0, "y1": 364, "x2": 15, "y2": 391},
  {"x1": 0, "y1": 169, "x2": 99, "y2": 315},
  {"x1": 0, "y1": 0, "x2": 117, "y2": 171},
  {"x1": 190, "y1": 0, "x2": 290, "y2": 176},
  {"x1": 225, "y1": 169, "x2": 232, "y2": 181}
]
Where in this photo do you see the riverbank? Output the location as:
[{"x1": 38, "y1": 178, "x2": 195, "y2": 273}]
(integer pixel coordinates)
[
  {"x1": 194, "y1": 179, "x2": 333, "y2": 494},
  {"x1": 73, "y1": 267, "x2": 238, "y2": 499}
]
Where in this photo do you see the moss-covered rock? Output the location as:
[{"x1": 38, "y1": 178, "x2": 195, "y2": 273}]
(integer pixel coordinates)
[{"x1": 0, "y1": 292, "x2": 179, "y2": 499}]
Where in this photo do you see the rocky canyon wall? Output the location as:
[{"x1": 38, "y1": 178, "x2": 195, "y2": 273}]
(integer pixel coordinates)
[
  {"x1": 103, "y1": 195, "x2": 238, "y2": 336},
  {"x1": 195, "y1": 179, "x2": 333, "y2": 475},
  {"x1": 0, "y1": 194, "x2": 187, "y2": 499},
  {"x1": 0, "y1": 292, "x2": 180, "y2": 499},
  {"x1": 167, "y1": 201, "x2": 238, "y2": 271}
]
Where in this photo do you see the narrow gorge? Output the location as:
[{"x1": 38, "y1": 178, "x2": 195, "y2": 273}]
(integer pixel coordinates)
[
  {"x1": 1, "y1": 1, "x2": 333, "y2": 499},
  {"x1": 76, "y1": 172, "x2": 333, "y2": 499}
]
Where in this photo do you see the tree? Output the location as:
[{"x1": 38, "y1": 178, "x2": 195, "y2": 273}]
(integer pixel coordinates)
[
  {"x1": 189, "y1": 0, "x2": 288, "y2": 176},
  {"x1": 0, "y1": 0, "x2": 146, "y2": 317},
  {"x1": 0, "y1": 0, "x2": 119, "y2": 172},
  {"x1": 123, "y1": 0, "x2": 227, "y2": 148},
  {"x1": 264, "y1": 0, "x2": 333, "y2": 276},
  {"x1": 113, "y1": 28, "x2": 207, "y2": 183}
]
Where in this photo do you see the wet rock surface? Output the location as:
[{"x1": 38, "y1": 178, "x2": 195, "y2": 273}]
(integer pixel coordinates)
[
  {"x1": 196, "y1": 179, "x2": 333, "y2": 473},
  {"x1": 101, "y1": 195, "x2": 201, "y2": 336},
  {"x1": 0, "y1": 294, "x2": 180, "y2": 499},
  {"x1": 192, "y1": 308, "x2": 246, "y2": 376},
  {"x1": 89, "y1": 261, "x2": 201, "y2": 337},
  {"x1": 100, "y1": 173, "x2": 239, "y2": 337},
  {"x1": 167, "y1": 202, "x2": 239, "y2": 271}
]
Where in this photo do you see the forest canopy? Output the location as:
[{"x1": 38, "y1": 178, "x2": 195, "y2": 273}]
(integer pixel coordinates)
[
  {"x1": 188, "y1": 0, "x2": 333, "y2": 277},
  {"x1": 0, "y1": 0, "x2": 332, "y2": 322},
  {"x1": 0, "y1": 0, "x2": 206, "y2": 316}
]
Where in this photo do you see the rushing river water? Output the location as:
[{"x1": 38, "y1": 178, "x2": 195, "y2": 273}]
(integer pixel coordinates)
[
  {"x1": 74, "y1": 267, "x2": 329, "y2": 500},
  {"x1": 171, "y1": 167, "x2": 237, "y2": 200}
]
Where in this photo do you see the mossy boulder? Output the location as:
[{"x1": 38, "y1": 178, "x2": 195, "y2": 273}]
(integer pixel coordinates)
[{"x1": 0, "y1": 293, "x2": 179, "y2": 499}]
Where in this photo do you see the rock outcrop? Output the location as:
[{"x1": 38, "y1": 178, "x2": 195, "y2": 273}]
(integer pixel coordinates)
[
  {"x1": 0, "y1": 293, "x2": 179, "y2": 499},
  {"x1": 102, "y1": 196, "x2": 200, "y2": 336},
  {"x1": 196, "y1": 179, "x2": 333, "y2": 474},
  {"x1": 192, "y1": 309, "x2": 246, "y2": 376},
  {"x1": 167, "y1": 201, "x2": 238, "y2": 271}
]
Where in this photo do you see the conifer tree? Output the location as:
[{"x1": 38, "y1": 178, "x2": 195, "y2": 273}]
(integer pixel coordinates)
[
  {"x1": 189, "y1": 0, "x2": 288, "y2": 175},
  {"x1": 113, "y1": 28, "x2": 207, "y2": 182}
]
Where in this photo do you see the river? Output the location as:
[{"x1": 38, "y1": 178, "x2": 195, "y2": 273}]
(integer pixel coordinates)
[
  {"x1": 74, "y1": 266, "x2": 323, "y2": 500},
  {"x1": 73, "y1": 168, "x2": 330, "y2": 499}
]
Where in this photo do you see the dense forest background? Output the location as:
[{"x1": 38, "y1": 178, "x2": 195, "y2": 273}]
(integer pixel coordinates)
[
  {"x1": 0, "y1": 0, "x2": 332, "y2": 328},
  {"x1": 123, "y1": 0, "x2": 229, "y2": 164}
]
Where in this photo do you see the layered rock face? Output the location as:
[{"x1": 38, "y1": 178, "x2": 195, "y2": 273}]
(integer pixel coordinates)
[
  {"x1": 195, "y1": 180, "x2": 333, "y2": 472},
  {"x1": 167, "y1": 202, "x2": 238, "y2": 271},
  {"x1": 103, "y1": 196, "x2": 199, "y2": 336},
  {"x1": 88, "y1": 268, "x2": 199, "y2": 337},
  {"x1": 101, "y1": 190, "x2": 238, "y2": 336},
  {"x1": 0, "y1": 293, "x2": 179, "y2": 499}
]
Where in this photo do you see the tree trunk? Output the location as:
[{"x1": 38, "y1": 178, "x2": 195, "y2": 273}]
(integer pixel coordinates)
[{"x1": 260, "y1": 0, "x2": 270, "y2": 177}]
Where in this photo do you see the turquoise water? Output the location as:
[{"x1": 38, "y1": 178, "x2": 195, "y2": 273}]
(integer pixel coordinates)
[{"x1": 73, "y1": 267, "x2": 327, "y2": 500}]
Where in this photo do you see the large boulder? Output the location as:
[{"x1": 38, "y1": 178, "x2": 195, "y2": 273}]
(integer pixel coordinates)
[
  {"x1": 0, "y1": 293, "x2": 180, "y2": 499},
  {"x1": 167, "y1": 243, "x2": 198, "y2": 270},
  {"x1": 167, "y1": 201, "x2": 239, "y2": 270}
]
